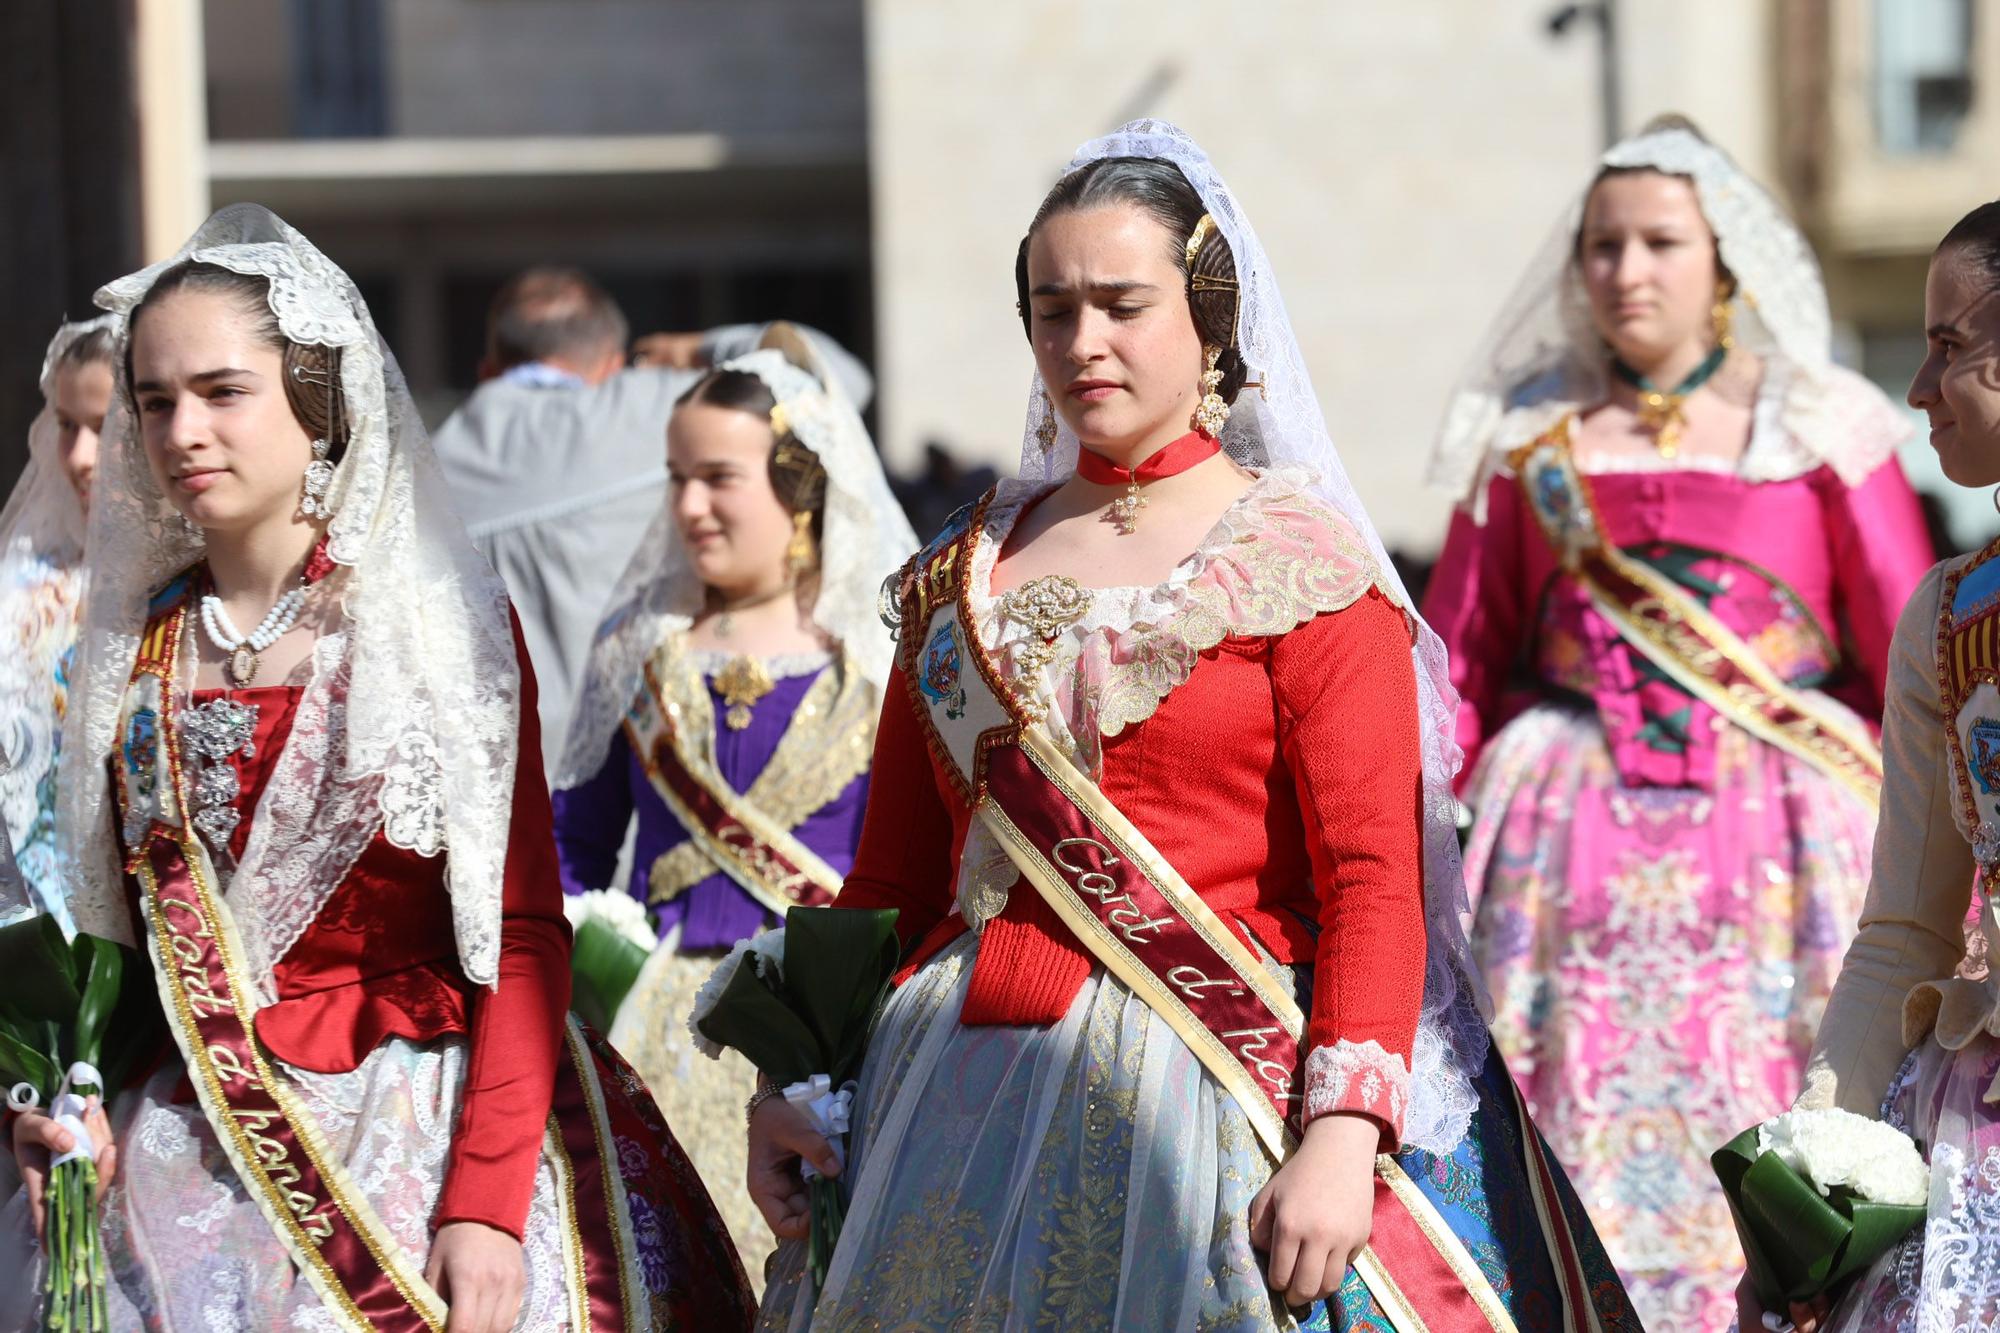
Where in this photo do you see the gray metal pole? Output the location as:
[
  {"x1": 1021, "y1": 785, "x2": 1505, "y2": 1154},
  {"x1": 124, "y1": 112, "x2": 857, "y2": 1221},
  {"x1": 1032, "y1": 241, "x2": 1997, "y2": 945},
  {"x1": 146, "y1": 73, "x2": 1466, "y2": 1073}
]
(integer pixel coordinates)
[
  {"x1": 1599, "y1": 0, "x2": 1623, "y2": 148},
  {"x1": 1546, "y1": 2, "x2": 1624, "y2": 149}
]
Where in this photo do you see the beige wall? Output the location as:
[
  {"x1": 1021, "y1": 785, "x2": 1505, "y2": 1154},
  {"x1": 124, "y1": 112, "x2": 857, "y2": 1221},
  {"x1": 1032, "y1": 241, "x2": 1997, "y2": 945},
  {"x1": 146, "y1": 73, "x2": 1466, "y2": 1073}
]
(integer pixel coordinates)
[
  {"x1": 867, "y1": 0, "x2": 1778, "y2": 555},
  {"x1": 139, "y1": 0, "x2": 210, "y2": 261}
]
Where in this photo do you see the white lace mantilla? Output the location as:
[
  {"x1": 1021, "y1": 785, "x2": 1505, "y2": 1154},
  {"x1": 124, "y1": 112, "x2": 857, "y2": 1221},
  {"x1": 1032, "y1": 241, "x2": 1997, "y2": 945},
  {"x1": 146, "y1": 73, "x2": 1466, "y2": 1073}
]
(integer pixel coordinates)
[
  {"x1": 60, "y1": 206, "x2": 520, "y2": 998},
  {"x1": 1430, "y1": 123, "x2": 1912, "y2": 509}
]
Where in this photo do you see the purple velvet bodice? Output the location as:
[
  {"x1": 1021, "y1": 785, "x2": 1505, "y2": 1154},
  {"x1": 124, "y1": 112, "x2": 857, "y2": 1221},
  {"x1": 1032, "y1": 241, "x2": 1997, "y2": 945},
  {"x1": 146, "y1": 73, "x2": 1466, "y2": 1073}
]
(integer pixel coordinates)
[{"x1": 552, "y1": 663, "x2": 870, "y2": 951}]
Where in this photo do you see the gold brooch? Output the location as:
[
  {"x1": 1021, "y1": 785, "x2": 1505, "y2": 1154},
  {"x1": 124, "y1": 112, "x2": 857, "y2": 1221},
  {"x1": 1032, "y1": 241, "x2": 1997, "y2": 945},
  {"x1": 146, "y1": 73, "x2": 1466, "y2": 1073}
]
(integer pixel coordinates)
[
  {"x1": 997, "y1": 575, "x2": 1092, "y2": 713},
  {"x1": 713, "y1": 654, "x2": 775, "y2": 730}
]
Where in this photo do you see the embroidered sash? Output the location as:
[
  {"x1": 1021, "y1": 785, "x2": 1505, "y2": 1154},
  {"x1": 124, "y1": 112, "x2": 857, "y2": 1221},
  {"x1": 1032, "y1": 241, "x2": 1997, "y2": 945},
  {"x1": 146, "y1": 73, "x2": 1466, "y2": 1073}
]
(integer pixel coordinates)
[
  {"x1": 889, "y1": 503, "x2": 1603, "y2": 1333},
  {"x1": 623, "y1": 639, "x2": 866, "y2": 914},
  {"x1": 1938, "y1": 536, "x2": 2000, "y2": 869},
  {"x1": 118, "y1": 583, "x2": 656, "y2": 1330},
  {"x1": 1511, "y1": 426, "x2": 1884, "y2": 807},
  {"x1": 119, "y1": 583, "x2": 448, "y2": 1331}
]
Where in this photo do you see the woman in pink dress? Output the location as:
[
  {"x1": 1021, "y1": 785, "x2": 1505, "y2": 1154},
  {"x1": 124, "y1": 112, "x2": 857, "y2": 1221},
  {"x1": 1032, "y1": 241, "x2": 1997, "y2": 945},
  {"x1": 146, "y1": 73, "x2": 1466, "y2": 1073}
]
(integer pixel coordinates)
[{"x1": 1421, "y1": 115, "x2": 1936, "y2": 1330}]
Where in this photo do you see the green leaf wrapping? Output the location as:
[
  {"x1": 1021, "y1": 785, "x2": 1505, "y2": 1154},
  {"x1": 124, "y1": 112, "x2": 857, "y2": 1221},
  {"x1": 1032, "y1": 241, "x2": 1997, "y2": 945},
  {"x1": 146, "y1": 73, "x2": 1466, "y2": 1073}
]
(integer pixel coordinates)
[
  {"x1": 693, "y1": 954, "x2": 823, "y2": 1087},
  {"x1": 779, "y1": 908, "x2": 901, "y2": 1079},
  {"x1": 0, "y1": 1025, "x2": 57, "y2": 1095},
  {"x1": 1712, "y1": 1127, "x2": 1927, "y2": 1306},
  {"x1": 568, "y1": 919, "x2": 650, "y2": 1034},
  {"x1": 690, "y1": 907, "x2": 901, "y2": 1090},
  {"x1": 71, "y1": 937, "x2": 123, "y2": 1074},
  {"x1": 0, "y1": 914, "x2": 80, "y2": 1024}
]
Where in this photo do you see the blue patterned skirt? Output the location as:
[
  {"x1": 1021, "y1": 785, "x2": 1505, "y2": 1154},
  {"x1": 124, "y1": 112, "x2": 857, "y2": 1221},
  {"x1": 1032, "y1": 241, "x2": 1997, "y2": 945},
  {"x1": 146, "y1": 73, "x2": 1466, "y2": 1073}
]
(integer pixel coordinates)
[{"x1": 758, "y1": 935, "x2": 1638, "y2": 1331}]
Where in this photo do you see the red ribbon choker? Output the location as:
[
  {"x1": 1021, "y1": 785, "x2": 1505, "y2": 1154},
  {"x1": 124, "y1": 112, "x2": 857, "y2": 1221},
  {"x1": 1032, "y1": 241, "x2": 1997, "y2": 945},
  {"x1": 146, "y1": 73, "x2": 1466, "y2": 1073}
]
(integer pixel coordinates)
[
  {"x1": 1074, "y1": 429, "x2": 1222, "y2": 486},
  {"x1": 1075, "y1": 430, "x2": 1222, "y2": 533}
]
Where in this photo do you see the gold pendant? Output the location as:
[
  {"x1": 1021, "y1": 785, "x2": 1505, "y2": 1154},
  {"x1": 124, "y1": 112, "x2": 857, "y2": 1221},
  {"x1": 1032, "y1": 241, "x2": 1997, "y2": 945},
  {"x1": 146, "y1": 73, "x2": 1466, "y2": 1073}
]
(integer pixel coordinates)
[
  {"x1": 227, "y1": 646, "x2": 259, "y2": 688},
  {"x1": 713, "y1": 654, "x2": 775, "y2": 730},
  {"x1": 1108, "y1": 481, "x2": 1147, "y2": 534},
  {"x1": 1635, "y1": 390, "x2": 1685, "y2": 461}
]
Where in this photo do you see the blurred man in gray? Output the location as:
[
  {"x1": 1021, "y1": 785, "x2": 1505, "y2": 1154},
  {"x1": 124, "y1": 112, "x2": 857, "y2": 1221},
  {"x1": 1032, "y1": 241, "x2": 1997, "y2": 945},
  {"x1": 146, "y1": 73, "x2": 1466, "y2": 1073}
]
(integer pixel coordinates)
[{"x1": 432, "y1": 267, "x2": 869, "y2": 772}]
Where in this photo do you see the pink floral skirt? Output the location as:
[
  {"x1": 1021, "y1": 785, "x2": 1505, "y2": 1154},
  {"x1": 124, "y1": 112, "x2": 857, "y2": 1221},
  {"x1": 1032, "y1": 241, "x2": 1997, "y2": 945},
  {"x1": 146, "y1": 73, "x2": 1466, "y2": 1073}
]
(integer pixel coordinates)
[{"x1": 1462, "y1": 700, "x2": 1876, "y2": 1333}]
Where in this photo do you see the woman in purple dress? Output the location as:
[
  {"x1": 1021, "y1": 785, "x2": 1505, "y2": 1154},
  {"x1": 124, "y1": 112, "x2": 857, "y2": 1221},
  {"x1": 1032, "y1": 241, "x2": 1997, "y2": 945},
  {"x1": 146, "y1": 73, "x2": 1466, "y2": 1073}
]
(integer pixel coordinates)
[{"x1": 551, "y1": 324, "x2": 914, "y2": 1279}]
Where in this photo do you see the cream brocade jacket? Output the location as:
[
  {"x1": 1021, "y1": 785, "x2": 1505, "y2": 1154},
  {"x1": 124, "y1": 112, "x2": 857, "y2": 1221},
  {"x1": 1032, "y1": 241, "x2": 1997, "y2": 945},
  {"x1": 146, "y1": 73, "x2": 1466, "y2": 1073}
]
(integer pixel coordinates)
[{"x1": 1803, "y1": 556, "x2": 1991, "y2": 1116}]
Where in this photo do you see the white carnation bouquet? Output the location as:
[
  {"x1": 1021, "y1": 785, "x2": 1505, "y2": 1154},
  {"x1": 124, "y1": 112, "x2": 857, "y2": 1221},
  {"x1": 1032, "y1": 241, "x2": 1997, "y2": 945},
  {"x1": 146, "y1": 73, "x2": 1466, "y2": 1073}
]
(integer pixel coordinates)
[{"x1": 1714, "y1": 1106, "x2": 1929, "y2": 1309}]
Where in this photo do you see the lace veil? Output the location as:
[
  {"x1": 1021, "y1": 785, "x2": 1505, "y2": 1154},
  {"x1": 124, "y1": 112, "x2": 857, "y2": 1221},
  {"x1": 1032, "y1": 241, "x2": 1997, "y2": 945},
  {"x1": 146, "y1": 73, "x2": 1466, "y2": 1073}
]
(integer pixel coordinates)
[
  {"x1": 1019, "y1": 120, "x2": 1488, "y2": 1156},
  {"x1": 1428, "y1": 121, "x2": 1909, "y2": 503},
  {"x1": 0, "y1": 317, "x2": 112, "y2": 925},
  {"x1": 554, "y1": 324, "x2": 917, "y2": 791},
  {"x1": 4, "y1": 317, "x2": 110, "y2": 570},
  {"x1": 58, "y1": 205, "x2": 522, "y2": 1000}
]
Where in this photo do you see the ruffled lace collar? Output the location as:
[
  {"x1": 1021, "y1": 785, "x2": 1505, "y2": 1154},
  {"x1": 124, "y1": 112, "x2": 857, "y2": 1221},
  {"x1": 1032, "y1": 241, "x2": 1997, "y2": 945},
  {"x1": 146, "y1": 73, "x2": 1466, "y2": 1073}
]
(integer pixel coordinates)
[{"x1": 965, "y1": 465, "x2": 1386, "y2": 771}]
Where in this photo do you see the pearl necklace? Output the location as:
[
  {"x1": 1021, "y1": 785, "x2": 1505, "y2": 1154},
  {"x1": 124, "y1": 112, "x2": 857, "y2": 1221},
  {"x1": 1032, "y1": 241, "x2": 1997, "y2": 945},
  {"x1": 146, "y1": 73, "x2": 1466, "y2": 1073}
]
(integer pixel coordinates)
[{"x1": 200, "y1": 586, "x2": 306, "y2": 688}]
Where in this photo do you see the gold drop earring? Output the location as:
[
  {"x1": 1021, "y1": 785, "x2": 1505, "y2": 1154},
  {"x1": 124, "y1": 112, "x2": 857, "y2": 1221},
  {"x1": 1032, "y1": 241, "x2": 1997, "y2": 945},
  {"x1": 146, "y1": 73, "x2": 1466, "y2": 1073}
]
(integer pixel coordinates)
[
  {"x1": 1192, "y1": 344, "x2": 1229, "y2": 436},
  {"x1": 1036, "y1": 389, "x2": 1059, "y2": 456},
  {"x1": 1711, "y1": 279, "x2": 1736, "y2": 353},
  {"x1": 785, "y1": 510, "x2": 815, "y2": 578}
]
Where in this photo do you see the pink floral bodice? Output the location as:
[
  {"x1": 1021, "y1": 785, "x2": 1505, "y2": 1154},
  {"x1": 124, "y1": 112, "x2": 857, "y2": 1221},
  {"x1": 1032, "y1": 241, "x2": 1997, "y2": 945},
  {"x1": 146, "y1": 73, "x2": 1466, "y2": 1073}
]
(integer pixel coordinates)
[{"x1": 1425, "y1": 455, "x2": 1935, "y2": 790}]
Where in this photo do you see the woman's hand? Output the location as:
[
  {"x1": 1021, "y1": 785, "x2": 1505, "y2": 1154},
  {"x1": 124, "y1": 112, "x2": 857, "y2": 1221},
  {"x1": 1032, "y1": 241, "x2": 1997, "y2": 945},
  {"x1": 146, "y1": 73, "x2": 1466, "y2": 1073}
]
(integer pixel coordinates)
[
  {"x1": 747, "y1": 1092, "x2": 842, "y2": 1241},
  {"x1": 1735, "y1": 1274, "x2": 1828, "y2": 1333},
  {"x1": 425, "y1": 1220, "x2": 524, "y2": 1333},
  {"x1": 9, "y1": 1097, "x2": 117, "y2": 1242},
  {"x1": 1248, "y1": 1111, "x2": 1380, "y2": 1308}
]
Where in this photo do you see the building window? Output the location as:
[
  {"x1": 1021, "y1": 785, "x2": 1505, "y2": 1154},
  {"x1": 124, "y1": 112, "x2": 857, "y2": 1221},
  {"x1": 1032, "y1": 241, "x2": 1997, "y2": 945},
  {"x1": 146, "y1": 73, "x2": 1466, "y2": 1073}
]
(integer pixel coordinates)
[
  {"x1": 291, "y1": 0, "x2": 386, "y2": 138},
  {"x1": 1875, "y1": 0, "x2": 1975, "y2": 154}
]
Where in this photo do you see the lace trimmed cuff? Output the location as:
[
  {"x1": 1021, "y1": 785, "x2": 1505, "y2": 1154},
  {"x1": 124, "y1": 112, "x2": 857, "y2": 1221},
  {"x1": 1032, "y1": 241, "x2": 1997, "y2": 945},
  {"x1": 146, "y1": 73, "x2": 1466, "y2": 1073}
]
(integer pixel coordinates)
[{"x1": 1303, "y1": 1038, "x2": 1411, "y2": 1139}]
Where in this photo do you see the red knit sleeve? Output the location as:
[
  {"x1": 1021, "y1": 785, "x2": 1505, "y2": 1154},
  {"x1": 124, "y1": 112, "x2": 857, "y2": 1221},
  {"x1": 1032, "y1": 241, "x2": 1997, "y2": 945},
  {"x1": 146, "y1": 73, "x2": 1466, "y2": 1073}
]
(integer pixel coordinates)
[
  {"x1": 1271, "y1": 590, "x2": 1427, "y2": 1147},
  {"x1": 834, "y1": 662, "x2": 959, "y2": 951},
  {"x1": 434, "y1": 613, "x2": 572, "y2": 1239}
]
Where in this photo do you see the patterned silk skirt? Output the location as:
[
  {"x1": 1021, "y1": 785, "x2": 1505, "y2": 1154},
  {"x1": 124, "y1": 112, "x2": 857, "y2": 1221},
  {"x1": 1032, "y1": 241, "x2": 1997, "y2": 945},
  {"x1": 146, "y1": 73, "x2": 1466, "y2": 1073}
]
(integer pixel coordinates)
[
  {"x1": 757, "y1": 935, "x2": 1636, "y2": 1332},
  {"x1": 0, "y1": 1024, "x2": 751, "y2": 1331},
  {"x1": 1463, "y1": 699, "x2": 1876, "y2": 1332},
  {"x1": 1824, "y1": 1037, "x2": 2000, "y2": 1331}
]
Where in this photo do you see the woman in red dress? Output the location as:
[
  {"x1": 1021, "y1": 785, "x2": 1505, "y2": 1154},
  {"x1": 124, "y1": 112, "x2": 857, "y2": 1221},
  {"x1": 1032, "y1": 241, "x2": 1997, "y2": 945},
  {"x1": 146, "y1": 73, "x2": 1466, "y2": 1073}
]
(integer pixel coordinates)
[
  {"x1": 744, "y1": 121, "x2": 1638, "y2": 1331},
  {"x1": 6, "y1": 205, "x2": 753, "y2": 1331}
]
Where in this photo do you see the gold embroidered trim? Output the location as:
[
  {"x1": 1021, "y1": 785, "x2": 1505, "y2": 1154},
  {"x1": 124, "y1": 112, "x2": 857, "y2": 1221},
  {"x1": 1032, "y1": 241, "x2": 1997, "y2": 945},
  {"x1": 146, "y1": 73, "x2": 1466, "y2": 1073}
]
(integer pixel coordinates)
[
  {"x1": 1513, "y1": 420, "x2": 1884, "y2": 808},
  {"x1": 646, "y1": 842, "x2": 714, "y2": 905},
  {"x1": 1375, "y1": 1156, "x2": 1516, "y2": 1332},
  {"x1": 540, "y1": 1115, "x2": 592, "y2": 1333},
  {"x1": 140, "y1": 847, "x2": 447, "y2": 1330},
  {"x1": 564, "y1": 1020, "x2": 643, "y2": 1330},
  {"x1": 978, "y1": 724, "x2": 1517, "y2": 1332},
  {"x1": 635, "y1": 633, "x2": 876, "y2": 906},
  {"x1": 1096, "y1": 504, "x2": 1382, "y2": 736}
]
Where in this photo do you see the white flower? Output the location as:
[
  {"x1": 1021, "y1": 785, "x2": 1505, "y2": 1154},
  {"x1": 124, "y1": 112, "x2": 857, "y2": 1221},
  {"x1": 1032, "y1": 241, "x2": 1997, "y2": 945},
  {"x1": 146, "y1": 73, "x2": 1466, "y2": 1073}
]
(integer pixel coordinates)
[
  {"x1": 685, "y1": 926, "x2": 787, "y2": 1060},
  {"x1": 562, "y1": 889, "x2": 658, "y2": 953},
  {"x1": 1757, "y1": 1107, "x2": 1929, "y2": 1207}
]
